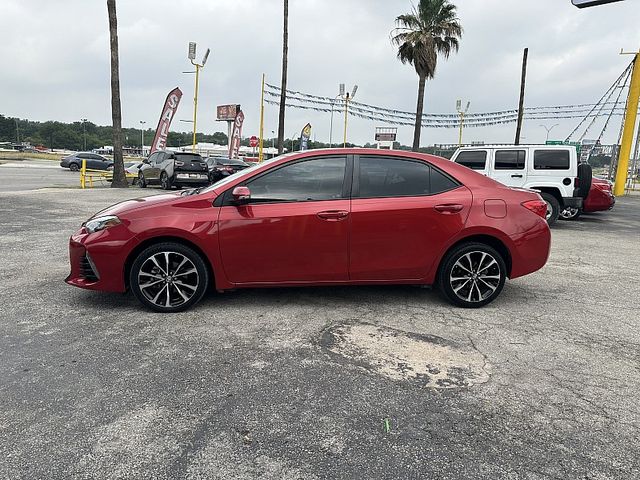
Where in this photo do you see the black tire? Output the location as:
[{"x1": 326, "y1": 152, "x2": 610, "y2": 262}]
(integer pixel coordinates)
[
  {"x1": 438, "y1": 242, "x2": 507, "y2": 308},
  {"x1": 69, "y1": 163, "x2": 79, "y2": 172},
  {"x1": 138, "y1": 172, "x2": 147, "y2": 188},
  {"x1": 540, "y1": 192, "x2": 560, "y2": 226},
  {"x1": 130, "y1": 242, "x2": 210, "y2": 313},
  {"x1": 577, "y1": 163, "x2": 593, "y2": 199},
  {"x1": 160, "y1": 172, "x2": 172, "y2": 190}
]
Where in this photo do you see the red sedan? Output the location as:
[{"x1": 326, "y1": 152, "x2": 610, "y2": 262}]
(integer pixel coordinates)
[
  {"x1": 560, "y1": 177, "x2": 615, "y2": 220},
  {"x1": 66, "y1": 149, "x2": 551, "y2": 312}
]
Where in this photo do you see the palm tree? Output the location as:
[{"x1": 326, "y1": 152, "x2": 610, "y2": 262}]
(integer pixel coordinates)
[
  {"x1": 107, "y1": 0, "x2": 127, "y2": 188},
  {"x1": 391, "y1": 0, "x2": 462, "y2": 151},
  {"x1": 276, "y1": 0, "x2": 288, "y2": 154}
]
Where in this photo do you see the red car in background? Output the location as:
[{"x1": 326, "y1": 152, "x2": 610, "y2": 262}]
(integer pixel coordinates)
[
  {"x1": 560, "y1": 177, "x2": 615, "y2": 220},
  {"x1": 66, "y1": 149, "x2": 551, "y2": 312}
]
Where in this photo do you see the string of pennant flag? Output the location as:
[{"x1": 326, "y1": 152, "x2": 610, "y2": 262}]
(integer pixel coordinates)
[{"x1": 263, "y1": 83, "x2": 628, "y2": 129}]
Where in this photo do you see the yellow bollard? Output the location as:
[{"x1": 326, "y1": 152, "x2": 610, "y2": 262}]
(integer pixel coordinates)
[{"x1": 80, "y1": 159, "x2": 87, "y2": 189}]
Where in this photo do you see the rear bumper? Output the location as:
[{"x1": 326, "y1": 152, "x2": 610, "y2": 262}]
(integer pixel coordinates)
[
  {"x1": 509, "y1": 219, "x2": 551, "y2": 279},
  {"x1": 174, "y1": 173, "x2": 210, "y2": 185},
  {"x1": 563, "y1": 196, "x2": 583, "y2": 208}
]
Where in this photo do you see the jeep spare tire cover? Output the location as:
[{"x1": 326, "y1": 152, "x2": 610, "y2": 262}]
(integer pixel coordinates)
[{"x1": 577, "y1": 163, "x2": 592, "y2": 198}]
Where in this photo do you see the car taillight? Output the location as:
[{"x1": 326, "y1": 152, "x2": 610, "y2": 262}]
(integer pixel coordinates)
[
  {"x1": 594, "y1": 182, "x2": 611, "y2": 192},
  {"x1": 521, "y1": 200, "x2": 547, "y2": 218}
]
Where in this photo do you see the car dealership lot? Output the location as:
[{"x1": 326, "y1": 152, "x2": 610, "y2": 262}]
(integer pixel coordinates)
[{"x1": 0, "y1": 186, "x2": 639, "y2": 479}]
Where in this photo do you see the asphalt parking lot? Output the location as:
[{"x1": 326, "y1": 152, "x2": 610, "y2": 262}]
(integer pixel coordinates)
[{"x1": 1, "y1": 183, "x2": 639, "y2": 479}]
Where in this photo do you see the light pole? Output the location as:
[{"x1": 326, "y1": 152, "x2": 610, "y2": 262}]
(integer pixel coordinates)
[
  {"x1": 81, "y1": 118, "x2": 88, "y2": 151},
  {"x1": 139, "y1": 121, "x2": 146, "y2": 155},
  {"x1": 456, "y1": 100, "x2": 470, "y2": 146},
  {"x1": 540, "y1": 123, "x2": 559, "y2": 142},
  {"x1": 14, "y1": 119, "x2": 20, "y2": 145},
  {"x1": 338, "y1": 84, "x2": 358, "y2": 148},
  {"x1": 329, "y1": 92, "x2": 342, "y2": 148},
  {"x1": 186, "y1": 42, "x2": 210, "y2": 152},
  {"x1": 271, "y1": 130, "x2": 275, "y2": 148}
]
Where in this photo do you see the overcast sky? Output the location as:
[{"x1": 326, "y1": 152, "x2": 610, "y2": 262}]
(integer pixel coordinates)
[{"x1": 1, "y1": 0, "x2": 639, "y2": 147}]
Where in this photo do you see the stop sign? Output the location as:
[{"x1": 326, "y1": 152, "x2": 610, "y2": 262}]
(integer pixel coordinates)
[{"x1": 249, "y1": 136, "x2": 258, "y2": 147}]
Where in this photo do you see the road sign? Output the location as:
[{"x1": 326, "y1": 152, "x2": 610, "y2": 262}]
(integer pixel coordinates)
[
  {"x1": 572, "y1": 0, "x2": 624, "y2": 8},
  {"x1": 249, "y1": 136, "x2": 258, "y2": 148}
]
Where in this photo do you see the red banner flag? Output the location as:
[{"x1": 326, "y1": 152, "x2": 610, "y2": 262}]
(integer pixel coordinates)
[
  {"x1": 229, "y1": 109, "x2": 245, "y2": 159},
  {"x1": 150, "y1": 87, "x2": 183, "y2": 153}
]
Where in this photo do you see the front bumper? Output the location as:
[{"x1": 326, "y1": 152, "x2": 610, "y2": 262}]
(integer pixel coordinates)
[{"x1": 65, "y1": 224, "x2": 139, "y2": 293}]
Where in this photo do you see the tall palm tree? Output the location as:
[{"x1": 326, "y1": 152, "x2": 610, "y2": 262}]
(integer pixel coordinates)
[
  {"x1": 276, "y1": 0, "x2": 288, "y2": 154},
  {"x1": 391, "y1": 0, "x2": 462, "y2": 151},
  {"x1": 107, "y1": 0, "x2": 127, "y2": 188}
]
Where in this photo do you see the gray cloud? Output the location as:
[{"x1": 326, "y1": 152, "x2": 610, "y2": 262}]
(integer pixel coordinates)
[{"x1": 1, "y1": 0, "x2": 638, "y2": 146}]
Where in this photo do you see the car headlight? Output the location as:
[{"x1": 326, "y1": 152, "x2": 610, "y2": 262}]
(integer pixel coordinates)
[{"x1": 84, "y1": 215, "x2": 121, "y2": 233}]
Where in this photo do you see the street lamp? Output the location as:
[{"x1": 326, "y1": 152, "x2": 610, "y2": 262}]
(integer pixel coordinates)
[
  {"x1": 456, "y1": 100, "x2": 471, "y2": 146},
  {"x1": 540, "y1": 124, "x2": 560, "y2": 142},
  {"x1": 81, "y1": 118, "x2": 88, "y2": 151},
  {"x1": 271, "y1": 130, "x2": 275, "y2": 149},
  {"x1": 186, "y1": 42, "x2": 211, "y2": 152},
  {"x1": 139, "y1": 121, "x2": 146, "y2": 156},
  {"x1": 329, "y1": 92, "x2": 342, "y2": 148},
  {"x1": 338, "y1": 84, "x2": 358, "y2": 147}
]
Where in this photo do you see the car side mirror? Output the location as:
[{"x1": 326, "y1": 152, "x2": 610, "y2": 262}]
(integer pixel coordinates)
[
  {"x1": 143, "y1": 159, "x2": 150, "y2": 164},
  {"x1": 232, "y1": 186, "x2": 251, "y2": 204}
]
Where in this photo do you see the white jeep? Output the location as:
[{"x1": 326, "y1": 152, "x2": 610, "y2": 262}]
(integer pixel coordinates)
[{"x1": 450, "y1": 145, "x2": 592, "y2": 225}]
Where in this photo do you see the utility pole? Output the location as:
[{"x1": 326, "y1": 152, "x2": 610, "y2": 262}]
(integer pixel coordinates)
[
  {"x1": 339, "y1": 84, "x2": 358, "y2": 148},
  {"x1": 14, "y1": 119, "x2": 20, "y2": 144},
  {"x1": 614, "y1": 50, "x2": 640, "y2": 196},
  {"x1": 515, "y1": 48, "x2": 529, "y2": 145}
]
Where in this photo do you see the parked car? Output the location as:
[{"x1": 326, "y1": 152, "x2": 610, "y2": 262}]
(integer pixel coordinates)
[
  {"x1": 560, "y1": 177, "x2": 615, "y2": 220},
  {"x1": 125, "y1": 162, "x2": 144, "y2": 185},
  {"x1": 66, "y1": 149, "x2": 551, "y2": 312},
  {"x1": 60, "y1": 152, "x2": 113, "y2": 171},
  {"x1": 450, "y1": 145, "x2": 592, "y2": 225},
  {"x1": 138, "y1": 151, "x2": 209, "y2": 190},
  {"x1": 206, "y1": 156, "x2": 250, "y2": 183}
]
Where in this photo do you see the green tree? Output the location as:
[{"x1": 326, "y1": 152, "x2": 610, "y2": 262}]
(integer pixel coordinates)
[{"x1": 391, "y1": 0, "x2": 462, "y2": 151}]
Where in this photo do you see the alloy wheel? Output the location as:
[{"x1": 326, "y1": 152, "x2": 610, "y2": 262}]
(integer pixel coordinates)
[
  {"x1": 449, "y1": 251, "x2": 502, "y2": 304},
  {"x1": 137, "y1": 251, "x2": 199, "y2": 309},
  {"x1": 560, "y1": 207, "x2": 579, "y2": 220}
]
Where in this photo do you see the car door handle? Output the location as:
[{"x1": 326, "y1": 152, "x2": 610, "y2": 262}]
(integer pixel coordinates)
[
  {"x1": 317, "y1": 210, "x2": 349, "y2": 221},
  {"x1": 434, "y1": 204, "x2": 464, "y2": 214},
  {"x1": 511, "y1": 174, "x2": 524, "y2": 178}
]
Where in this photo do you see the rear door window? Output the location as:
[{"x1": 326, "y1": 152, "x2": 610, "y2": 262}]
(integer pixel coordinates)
[
  {"x1": 494, "y1": 150, "x2": 526, "y2": 170},
  {"x1": 357, "y1": 156, "x2": 459, "y2": 198},
  {"x1": 534, "y1": 150, "x2": 570, "y2": 170},
  {"x1": 455, "y1": 150, "x2": 487, "y2": 170}
]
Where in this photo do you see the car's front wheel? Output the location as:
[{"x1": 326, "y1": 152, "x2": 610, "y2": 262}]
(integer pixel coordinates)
[
  {"x1": 69, "y1": 163, "x2": 79, "y2": 172},
  {"x1": 438, "y1": 243, "x2": 507, "y2": 308},
  {"x1": 130, "y1": 242, "x2": 209, "y2": 312},
  {"x1": 138, "y1": 172, "x2": 147, "y2": 188}
]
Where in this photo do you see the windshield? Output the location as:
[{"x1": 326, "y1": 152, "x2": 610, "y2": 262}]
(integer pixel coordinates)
[{"x1": 175, "y1": 153, "x2": 204, "y2": 163}]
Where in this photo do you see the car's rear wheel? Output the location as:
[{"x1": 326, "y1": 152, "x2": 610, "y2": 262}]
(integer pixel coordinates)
[
  {"x1": 69, "y1": 163, "x2": 79, "y2": 172},
  {"x1": 438, "y1": 243, "x2": 507, "y2": 308},
  {"x1": 160, "y1": 172, "x2": 172, "y2": 190},
  {"x1": 130, "y1": 242, "x2": 209, "y2": 313},
  {"x1": 540, "y1": 192, "x2": 560, "y2": 226},
  {"x1": 138, "y1": 172, "x2": 147, "y2": 188}
]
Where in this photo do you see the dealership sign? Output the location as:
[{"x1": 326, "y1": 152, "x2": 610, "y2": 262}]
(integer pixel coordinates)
[
  {"x1": 572, "y1": 0, "x2": 624, "y2": 7},
  {"x1": 150, "y1": 87, "x2": 183, "y2": 153},
  {"x1": 217, "y1": 104, "x2": 241, "y2": 122},
  {"x1": 229, "y1": 110, "x2": 245, "y2": 159}
]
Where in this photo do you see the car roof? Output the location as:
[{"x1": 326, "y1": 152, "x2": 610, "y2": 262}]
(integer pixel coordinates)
[{"x1": 456, "y1": 144, "x2": 575, "y2": 149}]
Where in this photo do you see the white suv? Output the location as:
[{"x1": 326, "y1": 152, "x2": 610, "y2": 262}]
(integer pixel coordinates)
[{"x1": 450, "y1": 145, "x2": 591, "y2": 225}]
